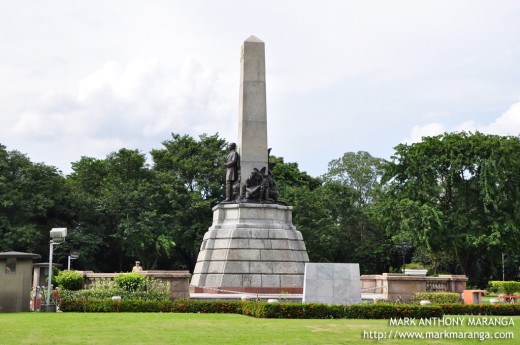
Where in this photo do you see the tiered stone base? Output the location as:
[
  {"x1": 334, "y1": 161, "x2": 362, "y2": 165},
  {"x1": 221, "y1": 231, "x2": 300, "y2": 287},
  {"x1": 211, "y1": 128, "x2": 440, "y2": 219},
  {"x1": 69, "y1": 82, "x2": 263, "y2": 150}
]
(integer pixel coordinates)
[{"x1": 190, "y1": 203, "x2": 309, "y2": 294}]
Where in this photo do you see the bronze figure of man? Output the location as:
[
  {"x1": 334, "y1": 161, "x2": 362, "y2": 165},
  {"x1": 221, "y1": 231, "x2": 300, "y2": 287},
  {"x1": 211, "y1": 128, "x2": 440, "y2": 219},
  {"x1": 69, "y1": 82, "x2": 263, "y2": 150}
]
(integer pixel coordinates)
[{"x1": 224, "y1": 143, "x2": 240, "y2": 201}]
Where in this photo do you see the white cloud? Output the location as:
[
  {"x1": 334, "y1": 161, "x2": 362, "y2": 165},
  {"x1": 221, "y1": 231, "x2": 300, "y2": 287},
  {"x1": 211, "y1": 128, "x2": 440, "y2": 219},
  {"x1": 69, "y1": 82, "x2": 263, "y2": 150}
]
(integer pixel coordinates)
[
  {"x1": 404, "y1": 97, "x2": 520, "y2": 146},
  {"x1": 5, "y1": 57, "x2": 235, "y2": 173},
  {"x1": 2, "y1": 1, "x2": 520, "y2": 177},
  {"x1": 476, "y1": 99, "x2": 520, "y2": 136},
  {"x1": 454, "y1": 98, "x2": 520, "y2": 136},
  {"x1": 402, "y1": 123, "x2": 446, "y2": 144}
]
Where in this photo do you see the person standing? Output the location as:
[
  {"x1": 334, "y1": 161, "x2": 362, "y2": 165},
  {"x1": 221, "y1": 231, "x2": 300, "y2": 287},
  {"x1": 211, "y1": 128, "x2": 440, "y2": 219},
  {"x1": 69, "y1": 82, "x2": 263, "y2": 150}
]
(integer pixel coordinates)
[
  {"x1": 224, "y1": 143, "x2": 240, "y2": 201},
  {"x1": 132, "y1": 261, "x2": 143, "y2": 272}
]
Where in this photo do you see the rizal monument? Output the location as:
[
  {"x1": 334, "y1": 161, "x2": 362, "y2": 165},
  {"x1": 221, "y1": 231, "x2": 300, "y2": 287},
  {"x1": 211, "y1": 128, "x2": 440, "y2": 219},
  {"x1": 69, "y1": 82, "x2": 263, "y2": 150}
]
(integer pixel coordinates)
[{"x1": 190, "y1": 36, "x2": 310, "y2": 294}]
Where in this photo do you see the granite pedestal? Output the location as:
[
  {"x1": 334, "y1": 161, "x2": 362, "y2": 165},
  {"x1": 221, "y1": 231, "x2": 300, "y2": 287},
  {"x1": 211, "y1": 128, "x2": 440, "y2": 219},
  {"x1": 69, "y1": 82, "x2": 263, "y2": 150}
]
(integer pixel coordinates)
[{"x1": 191, "y1": 203, "x2": 309, "y2": 294}]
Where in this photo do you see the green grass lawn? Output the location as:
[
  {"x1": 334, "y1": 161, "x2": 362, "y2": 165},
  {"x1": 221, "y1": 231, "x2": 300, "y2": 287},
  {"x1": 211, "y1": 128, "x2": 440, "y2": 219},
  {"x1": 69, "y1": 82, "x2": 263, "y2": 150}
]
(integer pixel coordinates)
[{"x1": 0, "y1": 313, "x2": 518, "y2": 345}]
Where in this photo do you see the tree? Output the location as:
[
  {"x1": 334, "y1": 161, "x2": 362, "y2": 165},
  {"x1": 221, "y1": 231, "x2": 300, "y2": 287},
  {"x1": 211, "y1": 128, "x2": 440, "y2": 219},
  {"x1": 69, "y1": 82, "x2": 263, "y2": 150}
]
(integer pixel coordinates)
[
  {"x1": 273, "y1": 152, "x2": 390, "y2": 274},
  {"x1": 270, "y1": 156, "x2": 322, "y2": 192},
  {"x1": 324, "y1": 151, "x2": 386, "y2": 206},
  {"x1": 64, "y1": 133, "x2": 227, "y2": 272},
  {"x1": 66, "y1": 149, "x2": 167, "y2": 271},
  {"x1": 151, "y1": 133, "x2": 227, "y2": 270},
  {"x1": 0, "y1": 144, "x2": 67, "y2": 255},
  {"x1": 152, "y1": 133, "x2": 226, "y2": 200},
  {"x1": 378, "y1": 132, "x2": 520, "y2": 285},
  {"x1": 322, "y1": 151, "x2": 390, "y2": 273}
]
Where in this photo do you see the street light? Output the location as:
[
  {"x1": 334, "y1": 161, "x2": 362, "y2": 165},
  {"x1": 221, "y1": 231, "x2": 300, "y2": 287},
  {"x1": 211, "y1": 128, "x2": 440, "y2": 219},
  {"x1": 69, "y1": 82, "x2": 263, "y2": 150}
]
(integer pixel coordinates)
[
  {"x1": 394, "y1": 241, "x2": 411, "y2": 273},
  {"x1": 68, "y1": 250, "x2": 80, "y2": 270},
  {"x1": 46, "y1": 228, "x2": 67, "y2": 307}
]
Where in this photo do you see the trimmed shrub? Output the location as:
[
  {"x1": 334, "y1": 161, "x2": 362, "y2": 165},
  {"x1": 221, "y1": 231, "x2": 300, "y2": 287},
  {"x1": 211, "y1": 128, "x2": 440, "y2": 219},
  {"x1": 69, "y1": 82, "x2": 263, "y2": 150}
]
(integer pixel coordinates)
[
  {"x1": 352, "y1": 304, "x2": 444, "y2": 319},
  {"x1": 489, "y1": 281, "x2": 520, "y2": 295},
  {"x1": 59, "y1": 299, "x2": 520, "y2": 317},
  {"x1": 241, "y1": 301, "x2": 267, "y2": 317},
  {"x1": 172, "y1": 299, "x2": 243, "y2": 314},
  {"x1": 262, "y1": 302, "x2": 341, "y2": 319},
  {"x1": 61, "y1": 276, "x2": 170, "y2": 300},
  {"x1": 60, "y1": 298, "x2": 243, "y2": 313},
  {"x1": 55, "y1": 270, "x2": 84, "y2": 291},
  {"x1": 114, "y1": 273, "x2": 146, "y2": 291},
  {"x1": 412, "y1": 292, "x2": 461, "y2": 304},
  {"x1": 439, "y1": 304, "x2": 520, "y2": 316},
  {"x1": 239, "y1": 302, "x2": 444, "y2": 319}
]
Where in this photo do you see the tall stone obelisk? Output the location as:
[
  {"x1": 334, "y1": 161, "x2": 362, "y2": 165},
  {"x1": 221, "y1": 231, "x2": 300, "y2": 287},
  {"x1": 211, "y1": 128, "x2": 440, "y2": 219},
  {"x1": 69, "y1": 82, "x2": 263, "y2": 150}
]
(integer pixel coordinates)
[
  {"x1": 238, "y1": 35, "x2": 268, "y2": 188},
  {"x1": 190, "y1": 36, "x2": 309, "y2": 295}
]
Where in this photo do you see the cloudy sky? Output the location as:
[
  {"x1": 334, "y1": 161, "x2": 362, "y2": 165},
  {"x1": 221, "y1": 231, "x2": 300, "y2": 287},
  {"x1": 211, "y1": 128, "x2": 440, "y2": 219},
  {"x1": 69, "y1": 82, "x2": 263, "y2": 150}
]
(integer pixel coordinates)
[{"x1": 1, "y1": 1, "x2": 520, "y2": 176}]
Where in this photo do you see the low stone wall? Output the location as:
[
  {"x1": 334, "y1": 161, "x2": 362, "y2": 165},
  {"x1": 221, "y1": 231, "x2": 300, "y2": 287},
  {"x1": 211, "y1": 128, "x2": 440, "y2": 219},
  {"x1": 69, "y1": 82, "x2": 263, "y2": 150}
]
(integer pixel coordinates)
[
  {"x1": 79, "y1": 270, "x2": 191, "y2": 300},
  {"x1": 361, "y1": 273, "x2": 467, "y2": 302}
]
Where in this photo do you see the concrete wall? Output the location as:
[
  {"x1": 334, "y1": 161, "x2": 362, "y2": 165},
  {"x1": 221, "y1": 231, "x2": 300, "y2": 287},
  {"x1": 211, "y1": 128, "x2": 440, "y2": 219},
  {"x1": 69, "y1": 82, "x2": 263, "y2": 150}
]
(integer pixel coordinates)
[{"x1": 361, "y1": 273, "x2": 467, "y2": 301}]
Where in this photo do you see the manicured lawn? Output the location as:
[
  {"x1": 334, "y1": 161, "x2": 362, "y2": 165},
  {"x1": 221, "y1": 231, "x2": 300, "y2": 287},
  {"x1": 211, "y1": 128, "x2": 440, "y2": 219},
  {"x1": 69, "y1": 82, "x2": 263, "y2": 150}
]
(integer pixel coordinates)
[
  {"x1": 482, "y1": 294, "x2": 499, "y2": 303},
  {"x1": 0, "y1": 313, "x2": 518, "y2": 345}
]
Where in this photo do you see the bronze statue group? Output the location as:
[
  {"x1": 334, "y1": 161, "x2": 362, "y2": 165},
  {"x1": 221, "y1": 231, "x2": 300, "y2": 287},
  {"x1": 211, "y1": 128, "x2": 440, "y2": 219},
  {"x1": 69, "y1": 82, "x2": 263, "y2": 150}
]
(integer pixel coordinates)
[{"x1": 224, "y1": 143, "x2": 278, "y2": 203}]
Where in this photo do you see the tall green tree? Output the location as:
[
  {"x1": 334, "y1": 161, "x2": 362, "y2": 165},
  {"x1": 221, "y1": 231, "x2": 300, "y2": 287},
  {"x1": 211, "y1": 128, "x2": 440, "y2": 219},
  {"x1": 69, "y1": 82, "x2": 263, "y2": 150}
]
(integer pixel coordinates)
[
  {"x1": 64, "y1": 133, "x2": 227, "y2": 272},
  {"x1": 270, "y1": 156, "x2": 322, "y2": 192},
  {"x1": 66, "y1": 149, "x2": 169, "y2": 271},
  {"x1": 378, "y1": 132, "x2": 520, "y2": 285},
  {"x1": 0, "y1": 144, "x2": 66, "y2": 255},
  {"x1": 323, "y1": 151, "x2": 390, "y2": 273},
  {"x1": 273, "y1": 152, "x2": 389, "y2": 274},
  {"x1": 152, "y1": 133, "x2": 226, "y2": 200},
  {"x1": 151, "y1": 133, "x2": 227, "y2": 270},
  {"x1": 324, "y1": 151, "x2": 386, "y2": 206}
]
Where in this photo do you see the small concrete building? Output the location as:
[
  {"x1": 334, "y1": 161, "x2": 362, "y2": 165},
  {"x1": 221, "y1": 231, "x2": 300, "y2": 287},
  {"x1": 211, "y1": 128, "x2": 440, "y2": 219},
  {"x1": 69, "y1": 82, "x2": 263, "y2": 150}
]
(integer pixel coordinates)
[
  {"x1": 0, "y1": 251, "x2": 41, "y2": 312},
  {"x1": 32, "y1": 262, "x2": 62, "y2": 291}
]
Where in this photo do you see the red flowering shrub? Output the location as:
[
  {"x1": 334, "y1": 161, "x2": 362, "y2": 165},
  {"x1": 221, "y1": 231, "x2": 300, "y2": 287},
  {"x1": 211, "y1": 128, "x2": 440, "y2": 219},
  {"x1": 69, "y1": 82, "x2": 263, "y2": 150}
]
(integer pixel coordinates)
[{"x1": 59, "y1": 299, "x2": 520, "y2": 317}]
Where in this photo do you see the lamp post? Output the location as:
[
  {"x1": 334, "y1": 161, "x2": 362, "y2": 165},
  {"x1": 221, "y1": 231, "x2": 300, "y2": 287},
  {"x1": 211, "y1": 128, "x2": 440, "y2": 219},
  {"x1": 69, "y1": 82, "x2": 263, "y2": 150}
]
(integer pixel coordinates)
[
  {"x1": 502, "y1": 253, "x2": 505, "y2": 281},
  {"x1": 46, "y1": 228, "x2": 67, "y2": 308},
  {"x1": 68, "y1": 250, "x2": 80, "y2": 270},
  {"x1": 395, "y1": 242, "x2": 411, "y2": 273}
]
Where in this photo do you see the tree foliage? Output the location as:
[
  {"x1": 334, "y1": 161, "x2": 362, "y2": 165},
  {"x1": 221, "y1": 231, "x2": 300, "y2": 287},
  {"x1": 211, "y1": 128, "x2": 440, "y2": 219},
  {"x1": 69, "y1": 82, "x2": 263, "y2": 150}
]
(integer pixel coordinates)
[
  {"x1": 3, "y1": 131, "x2": 517, "y2": 286},
  {"x1": 64, "y1": 134, "x2": 227, "y2": 272},
  {"x1": 0, "y1": 140, "x2": 392, "y2": 276},
  {"x1": 324, "y1": 151, "x2": 386, "y2": 206},
  {"x1": 0, "y1": 144, "x2": 67, "y2": 254},
  {"x1": 278, "y1": 151, "x2": 390, "y2": 274},
  {"x1": 151, "y1": 133, "x2": 227, "y2": 270},
  {"x1": 378, "y1": 132, "x2": 520, "y2": 284}
]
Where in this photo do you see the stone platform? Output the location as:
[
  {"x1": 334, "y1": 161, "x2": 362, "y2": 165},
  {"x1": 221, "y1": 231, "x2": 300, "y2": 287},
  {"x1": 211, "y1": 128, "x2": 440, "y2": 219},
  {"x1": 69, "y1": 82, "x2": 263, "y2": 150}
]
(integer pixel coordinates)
[{"x1": 190, "y1": 203, "x2": 309, "y2": 294}]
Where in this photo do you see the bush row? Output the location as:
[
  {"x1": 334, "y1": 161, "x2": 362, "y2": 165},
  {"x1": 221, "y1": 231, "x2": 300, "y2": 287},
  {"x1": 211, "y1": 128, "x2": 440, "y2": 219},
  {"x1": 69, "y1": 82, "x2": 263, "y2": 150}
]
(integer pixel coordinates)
[
  {"x1": 60, "y1": 298, "x2": 243, "y2": 313},
  {"x1": 412, "y1": 292, "x2": 461, "y2": 304},
  {"x1": 60, "y1": 276, "x2": 170, "y2": 301},
  {"x1": 243, "y1": 302, "x2": 444, "y2": 319},
  {"x1": 439, "y1": 304, "x2": 520, "y2": 316},
  {"x1": 59, "y1": 298, "x2": 520, "y2": 318},
  {"x1": 488, "y1": 281, "x2": 520, "y2": 295}
]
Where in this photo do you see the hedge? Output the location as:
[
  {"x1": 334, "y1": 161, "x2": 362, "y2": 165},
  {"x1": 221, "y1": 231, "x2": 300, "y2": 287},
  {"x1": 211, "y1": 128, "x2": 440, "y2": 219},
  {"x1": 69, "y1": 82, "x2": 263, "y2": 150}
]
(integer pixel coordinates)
[
  {"x1": 242, "y1": 303, "x2": 444, "y2": 319},
  {"x1": 489, "y1": 281, "x2": 520, "y2": 295},
  {"x1": 60, "y1": 298, "x2": 243, "y2": 313},
  {"x1": 60, "y1": 298, "x2": 520, "y2": 318},
  {"x1": 55, "y1": 271, "x2": 84, "y2": 291},
  {"x1": 439, "y1": 304, "x2": 520, "y2": 316},
  {"x1": 412, "y1": 292, "x2": 461, "y2": 304}
]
